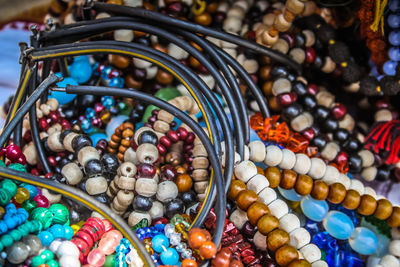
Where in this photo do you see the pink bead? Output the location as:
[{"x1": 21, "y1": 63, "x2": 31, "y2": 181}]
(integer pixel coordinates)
[
  {"x1": 94, "y1": 103, "x2": 105, "y2": 113},
  {"x1": 33, "y1": 195, "x2": 50, "y2": 208},
  {"x1": 102, "y1": 219, "x2": 113, "y2": 232},
  {"x1": 302, "y1": 128, "x2": 315, "y2": 141},
  {"x1": 331, "y1": 103, "x2": 347, "y2": 120},
  {"x1": 5, "y1": 144, "x2": 22, "y2": 162},
  {"x1": 16, "y1": 154, "x2": 26, "y2": 165},
  {"x1": 103, "y1": 230, "x2": 123, "y2": 241},
  {"x1": 87, "y1": 248, "x2": 105, "y2": 267},
  {"x1": 98, "y1": 237, "x2": 119, "y2": 255}
]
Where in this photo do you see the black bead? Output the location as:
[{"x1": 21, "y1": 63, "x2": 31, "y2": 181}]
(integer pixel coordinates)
[
  {"x1": 322, "y1": 118, "x2": 339, "y2": 132},
  {"x1": 42, "y1": 137, "x2": 52, "y2": 154},
  {"x1": 180, "y1": 190, "x2": 197, "y2": 206},
  {"x1": 132, "y1": 68, "x2": 147, "y2": 82},
  {"x1": 138, "y1": 130, "x2": 158, "y2": 146},
  {"x1": 270, "y1": 66, "x2": 289, "y2": 79},
  {"x1": 51, "y1": 173, "x2": 66, "y2": 184},
  {"x1": 94, "y1": 193, "x2": 110, "y2": 205},
  {"x1": 311, "y1": 124, "x2": 321, "y2": 136},
  {"x1": 59, "y1": 158, "x2": 71, "y2": 168},
  {"x1": 71, "y1": 135, "x2": 92, "y2": 152},
  {"x1": 302, "y1": 94, "x2": 317, "y2": 110},
  {"x1": 136, "y1": 36, "x2": 151, "y2": 47},
  {"x1": 287, "y1": 73, "x2": 296, "y2": 82},
  {"x1": 69, "y1": 209, "x2": 82, "y2": 224},
  {"x1": 282, "y1": 103, "x2": 303, "y2": 120},
  {"x1": 101, "y1": 153, "x2": 119, "y2": 177},
  {"x1": 343, "y1": 138, "x2": 361, "y2": 152},
  {"x1": 376, "y1": 166, "x2": 391, "y2": 181},
  {"x1": 313, "y1": 55, "x2": 323, "y2": 69},
  {"x1": 62, "y1": 107, "x2": 78, "y2": 119},
  {"x1": 348, "y1": 154, "x2": 363, "y2": 173},
  {"x1": 292, "y1": 81, "x2": 308, "y2": 96},
  {"x1": 165, "y1": 199, "x2": 185, "y2": 219},
  {"x1": 84, "y1": 159, "x2": 103, "y2": 177},
  {"x1": 67, "y1": 153, "x2": 75, "y2": 161},
  {"x1": 295, "y1": 33, "x2": 306, "y2": 47},
  {"x1": 312, "y1": 135, "x2": 327, "y2": 150},
  {"x1": 76, "y1": 94, "x2": 98, "y2": 109},
  {"x1": 78, "y1": 181, "x2": 86, "y2": 192},
  {"x1": 334, "y1": 129, "x2": 350, "y2": 144},
  {"x1": 314, "y1": 106, "x2": 330, "y2": 122},
  {"x1": 226, "y1": 199, "x2": 236, "y2": 215},
  {"x1": 132, "y1": 195, "x2": 153, "y2": 212},
  {"x1": 59, "y1": 130, "x2": 73, "y2": 143}
]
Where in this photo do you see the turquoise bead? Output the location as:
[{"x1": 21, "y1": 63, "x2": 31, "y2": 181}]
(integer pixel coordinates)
[
  {"x1": 48, "y1": 224, "x2": 65, "y2": 239},
  {"x1": 64, "y1": 225, "x2": 74, "y2": 240},
  {"x1": 300, "y1": 195, "x2": 329, "y2": 222},
  {"x1": 48, "y1": 204, "x2": 69, "y2": 225},
  {"x1": 90, "y1": 133, "x2": 108, "y2": 146},
  {"x1": 349, "y1": 227, "x2": 378, "y2": 255},
  {"x1": 69, "y1": 56, "x2": 92, "y2": 84},
  {"x1": 49, "y1": 74, "x2": 78, "y2": 105},
  {"x1": 160, "y1": 247, "x2": 179, "y2": 265},
  {"x1": 37, "y1": 231, "x2": 54, "y2": 246},
  {"x1": 323, "y1": 211, "x2": 354, "y2": 240},
  {"x1": 278, "y1": 187, "x2": 303, "y2": 201},
  {"x1": 152, "y1": 234, "x2": 169, "y2": 253}
]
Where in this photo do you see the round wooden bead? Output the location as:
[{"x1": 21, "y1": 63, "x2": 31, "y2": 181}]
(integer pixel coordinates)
[
  {"x1": 288, "y1": 260, "x2": 311, "y2": 267},
  {"x1": 63, "y1": 132, "x2": 79, "y2": 152},
  {"x1": 379, "y1": 255, "x2": 399, "y2": 267},
  {"x1": 149, "y1": 201, "x2": 164, "y2": 219},
  {"x1": 156, "y1": 181, "x2": 178, "y2": 202},
  {"x1": 61, "y1": 163, "x2": 83, "y2": 185},
  {"x1": 280, "y1": 213, "x2": 300, "y2": 234},
  {"x1": 280, "y1": 170, "x2": 298, "y2": 190},
  {"x1": 128, "y1": 211, "x2": 151, "y2": 227},
  {"x1": 236, "y1": 190, "x2": 259, "y2": 211},
  {"x1": 264, "y1": 146, "x2": 283, "y2": 166},
  {"x1": 116, "y1": 190, "x2": 134, "y2": 207},
  {"x1": 358, "y1": 194, "x2": 377, "y2": 216},
  {"x1": 247, "y1": 201, "x2": 270, "y2": 225},
  {"x1": 48, "y1": 132, "x2": 65, "y2": 152},
  {"x1": 268, "y1": 199, "x2": 289, "y2": 219},
  {"x1": 228, "y1": 180, "x2": 247, "y2": 200},
  {"x1": 135, "y1": 178, "x2": 158, "y2": 197},
  {"x1": 374, "y1": 199, "x2": 393, "y2": 220},
  {"x1": 295, "y1": 174, "x2": 313, "y2": 196},
  {"x1": 293, "y1": 153, "x2": 311, "y2": 175},
  {"x1": 327, "y1": 183, "x2": 346, "y2": 204},
  {"x1": 253, "y1": 231, "x2": 268, "y2": 251},
  {"x1": 23, "y1": 143, "x2": 38, "y2": 165},
  {"x1": 176, "y1": 174, "x2": 193, "y2": 193},
  {"x1": 118, "y1": 162, "x2": 137, "y2": 177},
  {"x1": 116, "y1": 176, "x2": 136, "y2": 191},
  {"x1": 258, "y1": 187, "x2": 277, "y2": 205},
  {"x1": 321, "y1": 165, "x2": 339, "y2": 185},
  {"x1": 300, "y1": 244, "x2": 321, "y2": 263},
  {"x1": 264, "y1": 167, "x2": 281, "y2": 188},
  {"x1": 230, "y1": 209, "x2": 248, "y2": 230},
  {"x1": 194, "y1": 181, "x2": 208, "y2": 194},
  {"x1": 78, "y1": 146, "x2": 100, "y2": 167},
  {"x1": 234, "y1": 161, "x2": 258, "y2": 183},
  {"x1": 289, "y1": 227, "x2": 310, "y2": 249},
  {"x1": 86, "y1": 176, "x2": 108, "y2": 195},
  {"x1": 310, "y1": 180, "x2": 329, "y2": 200},
  {"x1": 257, "y1": 214, "x2": 280, "y2": 235},
  {"x1": 249, "y1": 141, "x2": 266, "y2": 162},
  {"x1": 267, "y1": 229, "x2": 290, "y2": 252},
  {"x1": 275, "y1": 245, "x2": 299, "y2": 267},
  {"x1": 136, "y1": 143, "x2": 159, "y2": 164},
  {"x1": 192, "y1": 157, "x2": 209, "y2": 169},
  {"x1": 247, "y1": 174, "x2": 269, "y2": 194},
  {"x1": 307, "y1": 158, "x2": 326, "y2": 180},
  {"x1": 279, "y1": 149, "x2": 296, "y2": 170},
  {"x1": 342, "y1": 190, "x2": 361, "y2": 210}
]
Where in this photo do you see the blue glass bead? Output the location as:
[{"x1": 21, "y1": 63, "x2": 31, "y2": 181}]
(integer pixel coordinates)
[
  {"x1": 102, "y1": 96, "x2": 115, "y2": 109},
  {"x1": 64, "y1": 225, "x2": 74, "y2": 240},
  {"x1": 154, "y1": 224, "x2": 165, "y2": 232},
  {"x1": 152, "y1": 234, "x2": 170, "y2": 253},
  {"x1": 389, "y1": 47, "x2": 400, "y2": 61},
  {"x1": 278, "y1": 187, "x2": 303, "y2": 201},
  {"x1": 389, "y1": 14, "x2": 400, "y2": 28},
  {"x1": 106, "y1": 115, "x2": 129, "y2": 138},
  {"x1": 109, "y1": 77, "x2": 124, "y2": 88},
  {"x1": 4, "y1": 216, "x2": 17, "y2": 229},
  {"x1": 341, "y1": 243, "x2": 364, "y2": 267},
  {"x1": 323, "y1": 211, "x2": 354, "y2": 240},
  {"x1": 81, "y1": 119, "x2": 93, "y2": 134},
  {"x1": 121, "y1": 238, "x2": 130, "y2": 246},
  {"x1": 85, "y1": 108, "x2": 96, "y2": 119},
  {"x1": 69, "y1": 57, "x2": 92, "y2": 84},
  {"x1": 305, "y1": 219, "x2": 321, "y2": 236},
  {"x1": 335, "y1": 205, "x2": 360, "y2": 226},
  {"x1": 49, "y1": 74, "x2": 78, "y2": 105},
  {"x1": 22, "y1": 185, "x2": 37, "y2": 199},
  {"x1": 301, "y1": 195, "x2": 329, "y2": 222},
  {"x1": 383, "y1": 60, "x2": 398, "y2": 75},
  {"x1": 38, "y1": 231, "x2": 54, "y2": 246},
  {"x1": 389, "y1": 30, "x2": 400, "y2": 46},
  {"x1": 348, "y1": 227, "x2": 378, "y2": 255},
  {"x1": 49, "y1": 224, "x2": 65, "y2": 239},
  {"x1": 0, "y1": 221, "x2": 8, "y2": 234},
  {"x1": 160, "y1": 248, "x2": 179, "y2": 265},
  {"x1": 389, "y1": 0, "x2": 400, "y2": 12},
  {"x1": 90, "y1": 133, "x2": 107, "y2": 147}
]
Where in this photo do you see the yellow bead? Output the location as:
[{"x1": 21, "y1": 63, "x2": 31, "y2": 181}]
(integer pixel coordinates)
[
  {"x1": 71, "y1": 224, "x2": 81, "y2": 234},
  {"x1": 15, "y1": 188, "x2": 29, "y2": 204}
]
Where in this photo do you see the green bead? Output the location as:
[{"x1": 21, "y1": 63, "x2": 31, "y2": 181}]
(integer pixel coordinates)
[
  {"x1": 0, "y1": 160, "x2": 6, "y2": 167},
  {"x1": 0, "y1": 234, "x2": 13, "y2": 247},
  {"x1": 9, "y1": 229, "x2": 22, "y2": 241},
  {"x1": 0, "y1": 179, "x2": 17, "y2": 197},
  {"x1": 41, "y1": 249, "x2": 54, "y2": 261},
  {"x1": 0, "y1": 241, "x2": 4, "y2": 251},
  {"x1": 0, "y1": 189, "x2": 11, "y2": 206},
  {"x1": 31, "y1": 208, "x2": 52, "y2": 229},
  {"x1": 30, "y1": 220, "x2": 43, "y2": 233},
  {"x1": 104, "y1": 254, "x2": 116, "y2": 267},
  {"x1": 131, "y1": 218, "x2": 148, "y2": 231},
  {"x1": 22, "y1": 199, "x2": 37, "y2": 213},
  {"x1": 321, "y1": 250, "x2": 326, "y2": 261},
  {"x1": 46, "y1": 260, "x2": 59, "y2": 267},
  {"x1": 8, "y1": 163, "x2": 27, "y2": 173},
  {"x1": 48, "y1": 204, "x2": 69, "y2": 225},
  {"x1": 142, "y1": 87, "x2": 181, "y2": 123},
  {"x1": 31, "y1": 255, "x2": 45, "y2": 267},
  {"x1": 17, "y1": 224, "x2": 29, "y2": 236}
]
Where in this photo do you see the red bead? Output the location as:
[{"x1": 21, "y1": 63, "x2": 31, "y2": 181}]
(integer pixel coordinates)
[
  {"x1": 157, "y1": 144, "x2": 167, "y2": 155},
  {"x1": 72, "y1": 237, "x2": 90, "y2": 256},
  {"x1": 76, "y1": 230, "x2": 94, "y2": 248},
  {"x1": 47, "y1": 156, "x2": 57, "y2": 167},
  {"x1": 305, "y1": 47, "x2": 316, "y2": 64},
  {"x1": 16, "y1": 154, "x2": 26, "y2": 165},
  {"x1": 177, "y1": 127, "x2": 188, "y2": 141},
  {"x1": 186, "y1": 132, "x2": 195, "y2": 144},
  {"x1": 277, "y1": 92, "x2": 297, "y2": 107},
  {"x1": 160, "y1": 165, "x2": 177, "y2": 181},
  {"x1": 137, "y1": 163, "x2": 156, "y2": 178},
  {"x1": 166, "y1": 130, "x2": 179, "y2": 143},
  {"x1": 375, "y1": 100, "x2": 390, "y2": 109},
  {"x1": 33, "y1": 195, "x2": 50, "y2": 208},
  {"x1": 152, "y1": 217, "x2": 168, "y2": 225},
  {"x1": 94, "y1": 103, "x2": 105, "y2": 113},
  {"x1": 250, "y1": 74, "x2": 258, "y2": 84},
  {"x1": 102, "y1": 219, "x2": 113, "y2": 232},
  {"x1": 38, "y1": 118, "x2": 49, "y2": 131},
  {"x1": 45, "y1": 172, "x2": 53, "y2": 179},
  {"x1": 307, "y1": 84, "x2": 318, "y2": 95},
  {"x1": 49, "y1": 111, "x2": 60, "y2": 124},
  {"x1": 336, "y1": 151, "x2": 348, "y2": 165},
  {"x1": 331, "y1": 103, "x2": 347, "y2": 120},
  {"x1": 5, "y1": 144, "x2": 22, "y2": 162},
  {"x1": 31, "y1": 168, "x2": 40, "y2": 176},
  {"x1": 130, "y1": 139, "x2": 138, "y2": 150},
  {"x1": 160, "y1": 136, "x2": 172, "y2": 148},
  {"x1": 23, "y1": 131, "x2": 32, "y2": 142},
  {"x1": 302, "y1": 128, "x2": 315, "y2": 141}
]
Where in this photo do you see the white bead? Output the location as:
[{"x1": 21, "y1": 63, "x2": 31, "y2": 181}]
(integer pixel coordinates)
[
  {"x1": 247, "y1": 174, "x2": 269, "y2": 194},
  {"x1": 85, "y1": 176, "x2": 108, "y2": 195},
  {"x1": 123, "y1": 0, "x2": 143, "y2": 7},
  {"x1": 291, "y1": 112, "x2": 313, "y2": 132},
  {"x1": 149, "y1": 201, "x2": 164, "y2": 219},
  {"x1": 223, "y1": 16, "x2": 242, "y2": 33},
  {"x1": 368, "y1": 256, "x2": 383, "y2": 267},
  {"x1": 135, "y1": 178, "x2": 158, "y2": 197},
  {"x1": 227, "y1": 6, "x2": 246, "y2": 19},
  {"x1": 337, "y1": 173, "x2": 351, "y2": 189},
  {"x1": 234, "y1": 161, "x2": 257, "y2": 183},
  {"x1": 168, "y1": 43, "x2": 189, "y2": 60},
  {"x1": 380, "y1": 255, "x2": 399, "y2": 267},
  {"x1": 243, "y1": 145, "x2": 250, "y2": 161},
  {"x1": 312, "y1": 260, "x2": 329, "y2": 267},
  {"x1": 128, "y1": 211, "x2": 151, "y2": 227},
  {"x1": 230, "y1": 209, "x2": 248, "y2": 230},
  {"x1": 258, "y1": 187, "x2": 277, "y2": 205},
  {"x1": 57, "y1": 241, "x2": 80, "y2": 258},
  {"x1": 280, "y1": 213, "x2": 300, "y2": 233},
  {"x1": 375, "y1": 109, "x2": 393, "y2": 122},
  {"x1": 63, "y1": 133, "x2": 79, "y2": 152},
  {"x1": 268, "y1": 199, "x2": 289, "y2": 219},
  {"x1": 124, "y1": 147, "x2": 140, "y2": 165},
  {"x1": 289, "y1": 227, "x2": 310, "y2": 249},
  {"x1": 272, "y1": 78, "x2": 291, "y2": 96},
  {"x1": 61, "y1": 163, "x2": 83, "y2": 185},
  {"x1": 279, "y1": 149, "x2": 296, "y2": 169},
  {"x1": 358, "y1": 150, "x2": 375, "y2": 167},
  {"x1": 200, "y1": 74, "x2": 215, "y2": 90},
  {"x1": 364, "y1": 187, "x2": 377, "y2": 198},
  {"x1": 59, "y1": 256, "x2": 81, "y2": 267},
  {"x1": 253, "y1": 231, "x2": 267, "y2": 251},
  {"x1": 77, "y1": 146, "x2": 100, "y2": 167},
  {"x1": 307, "y1": 158, "x2": 326, "y2": 179},
  {"x1": 389, "y1": 240, "x2": 400, "y2": 257},
  {"x1": 133, "y1": 58, "x2": 152, "y2": 69},
  {"x1": 349, "y1": 179, "x2": 365, "y2": 196},
  {"x1": 293, "y1": 153, "x2": 311, "y2": 174},
  {"x1": 322, "y1": 165, "x2": 340, "y2": 185},
  {"x1": 249, "y1": 141, "x2": 266, "y2": 162},
  {"x1": 48, "y1": 132, "x2": 64, "y2": 152},
  {"x1": 300, "y1": 243, "x2": 321, "y2": 263},
  {"x1": 264, "y1": 145, "x2": 283, "y2": 166},
  {"x1": 362, "y1": 166, "x2": 377, "y2": 182},
  {"x1": 146, "y1": 66, "x2": 158, "y2": 79},
  {"x1": 321, "y1": 142, "x2": 340, "y2": 161},
  {"x1": 136, "y1": 143, "x2": 159, "y2": 164},
  {"x1": 156, "y1": 181, "x2": 178, "y2": 202},
  {"x1": 114, "y1": 29, "x2": 134, "y2": 42}
]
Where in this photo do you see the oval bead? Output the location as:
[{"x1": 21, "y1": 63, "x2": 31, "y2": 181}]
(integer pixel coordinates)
[
  {"x1": 348, "y1": 227, "x2": 378, "y2": 255},
  {"x1": 300, "y1": 195, "x2": 329, "y2": 222},
  {"x1": 323, "y1": 211, "x2": 354, "y2": 240},
  {"x1": 278, "y1": 187, "x2": 303, "y2": 202}
]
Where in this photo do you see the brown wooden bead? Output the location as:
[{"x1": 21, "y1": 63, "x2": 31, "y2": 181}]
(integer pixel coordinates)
[
  {"x1": 125, "y1": 75, "x2": 143, "y2": 89},
  {"x1": 374, "y1": 199, "x2": 393, "y2": 220},
  {"x1": 327, "y1": 183, "x2": 346, "y2": 204},
  {"x1": 122, "y1": 129, "x2": 134, "y2": 138},
  {"x1": 269, "y1": 96, "x2": 281, "y2": 111},
  {"x1": 108, "y1": 140, "x2": 119, "y2": 149},
  {"x1": 117, "y1": 153, "x2": 124, "y2": 161},
  {"x1": 288, "y1": 259, "x2": 311, "y2": 267},
  {"x1": 257, "y1": 214, "x2": 280, "y2": 235},
  {"x1": 236, "y1": 190, "x2": 259, "y2": 211},
  {"x1": 247, "y1": 202, "x2": 270, "y2": 225},
  {"x1": 310, "y1": 180, "x2": 329, "y2": 200},
  {"x1": 156, "y1": 69, "x2": 174, "y2": 85},
  {"x1": 275, "y1": 245, "x2": 299, "y2": 267},
  {"x1": 175, "y1": 174, "x2": 193, "y2": 193},
  {"x1": 123, "y1": 122, "x2": 134, "y2": 129},
  {"x1": 280, "y1": 170, "x2": 297, "y2": 190},
  {"x1": 263, "y1": 81, "x2": 273, "y2": 96},
  {"x1": 264, "y1": 167, "x2": 281, "y2": 188},
  {"x1": 111, "y1": 134, "x2": 121, "y2": 143},
  {"x1": 259, "y1": 66, "x2": 271, "y2": 81},
  {"x1": 110, "y1": 55, "x2": 131, "y2": 69},
  {"x1": 358, "y1": 194, "x2": 377, "y2": 216},
  {"x1": 206, "y1": 2, "x2": 218, "y2": 13},
  {"x1": 387, "y1": 207, "x2": 400, "y2": 227},
  {"x1": 228, "y1": 180, "x2": 246, "y2": 200},
  {"x1": 267, "y1": 229, "x2": 290, "y2": 252},
  {"x1": 121, "y1": 139, "x2": 130, "y2": 147},
  {"x1": 189, "y1": 56, "x2": 201, "y2": 68},
  {"x1": 194, "y1": 12, "x2": 212, "y2": 26},
  {"x1": 342, "y1": 190, "x2": 361, "y2": 210},
  {"x1": 294, "y1": 174, "x2": 313, "y2": 196},
  {"x1": 142, "y1": 1, "x2": 154, "y2": 11},
  {"x1": 257, "y1": 166, "x2": 264, "y2": 175},
  {"x1": 153, "y1": 43, "x2": 167, "y2": 54}
]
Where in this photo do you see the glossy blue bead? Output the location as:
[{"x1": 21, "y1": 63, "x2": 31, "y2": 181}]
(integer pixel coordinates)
[
  {"x1": 389, "y1": 14, "x2": 400, "y2": 28},
  {"x1": 152, "y1": 234, "x2": 170, "y2": 253},
  {"x1": 278, "y1": 187, "x2": 303, "y2": 201},
  {"x1": 305, "y1": 219, "x2": 321, "y2": 236},
  {"x1": 389, "y1": 30, "x2": 400, "y2": 46},
  {"x1": 102, "y1": 96, "x2": 115, "y2": 110},
  {"x1": 323, "y1": 211, "x2": 354, "y2": 240},
  {"x1": 22, "y1": 184, "x2": 37, "y2": 199},
  {"x1": 81, "y1": 119, "x2": 93, "y2": 134},
  {"x1": 301, "y1": 195, "x2": 329, "y2": 222},
  {"x1": 38, "y1": 231, "x2": 54, "y2": 246},
  {"x1": 390, "y1": 47, "x2": 400, "y2": 61},
  {"x1": 160, "y1": 247, "x2": 179, "y2": 265},
  {"x1": 64, "y1": 225, "x2": 74, "y2": 240},
  {"x1": 85, "y1": 108, "x2": 96, "y2": 119},
  {"x1": 49, "y1": 224, "x2": 65, "y2": 239},
  {"x1": 69, "y1": 57, "x2": 92, "y2": 84},
  {"x1": 49, "y1": 74, "x2": 78, "y2": 105},
  {"x1": 90, "y1": 133, "x2": 108, "y2": 147},
  {"x1": 383, "y1": 60, "x2": 398, "y2": 75},
  {"x1": 349, "y1": 227, "x2": 378, "y2": 255},
  {"x1": 109, "y1": 77, "x2": 124, "y2": 88},
  {"x1": 389, "y1": 0, "x2": 400, "y2": 12}
]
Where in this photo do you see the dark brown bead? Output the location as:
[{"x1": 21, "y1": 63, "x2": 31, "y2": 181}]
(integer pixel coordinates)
[
  {"x1": 228, "y1": 180, "x2": 246, "y2": 200},
  {"x1": 374, "y1": 199, "x2": 393, "y2": 220},
  {"x1": 267, "y1": 229, "x2": 290, "y2": 252},
  {"x1": 294, "y1": 174, "x2": 313, "y2": 195},
  {"x1": 310, "y1": 180, "x2": 329, "y2": 200},
  {"x1": 327, "y1": 183, "x2": 346, "y2": 204},
  {"x1": 236, "y1": 190, "x2": 259, "y2": 211},
  {"x1": 275, "y1": 245, "x2": 299, "y2": 267},
  {"x1": 247, "y1": 202, "x2": 270, "y2": 225},
  {"x1": 263, "y1": 81, "x2": 273, "y2": 96},
  {"x1": 257, "y1": 214, "x2": 280, "y2": 235},
  {"x1": 264, "y1": 167, "x2": 281, "y2": 188},
  {"x1": 280, "y1": 170, "x2": 297, "y2": 190},
  {"x1": 288, "y1": 259, "x2": 311, "y2": 267},
  {"x1": 358, "y1": 194, "x2": 377, "y2": 216},
  {"x1": 387, "y1": 207, "x2": 400, "y2": 227},
  {"x1": 342, "y1": 190, "x2": 361, "y2": 210},
  {"x1": 124, "y1": 75, "x2": 143, "y2": 89},
  {"x1": 156, "y1": 69, "x2": 174, "y2": 85},
  {"x1": 110, "y1": 54, "x2": 131, "y2": 69},
  {"x1": 259, "y1": 66, "x2": 271, "y2": 81}
]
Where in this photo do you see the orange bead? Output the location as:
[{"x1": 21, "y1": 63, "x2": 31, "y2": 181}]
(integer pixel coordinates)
[
  {"x1": 199, "y1": 241, "x2": 217, "y2": 259},
  {"x1": 236, "y1": 190, "x2": 259, "y2": 211},
  {"x1": 182, "y1": 259, "x2": 198, "y2": 267},
  {"x1": 188, "y1": 230, "x2": 207, "y2": 249},
  {"x1": 264, "y1": 167, "x2": 281, "y2": 188},
  {"x1": 175, "y1": 174, "x2": 193, "y2": 192},
  {"x1": 387, "y1": 207, "x2": 400, "y2": 227},
  {"x1": 247, "y1": 201, "x2": 270, "y2": 225},
  {"x1": 228, "y1": 180, "x2": 246, "y2": 200}
]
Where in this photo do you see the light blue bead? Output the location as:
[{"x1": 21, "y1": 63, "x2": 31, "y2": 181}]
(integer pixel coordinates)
[
  {"x1": 389, "y1": 14, "x2": 400, "y2": 28},
  {"x1": 22, "y1": 184, "x2": 37, "y2": 199},
  {"x1": 152, "y1": 234, "x2": 169, "y2": 253},
  {"x1": 389, "y1": 30, "x2": 400, "y2": 46},
  {"x1": 389, "y1": 47, "x2": 400, "y2": 61},
  {"x1": 349, "y1": 227, "x2": 378, "y2": 255},
  {"x1": 90, "y1": 133, "x2": 107, "y2": 146},
  {"x1": 49, "y1": 224, "x2": 66, "y2": 239},
  {"x1": 323, "y1": 211, "x2": 354, "y2": 240},
  {"x1": 49, "y1": 75, "x2": 78, "y2": 105},
  {"x1": 69, "y1": 58, "x2": 92, "y2": 84},
  {"x1": 278, "y1": 187, "x2": 303, "y2": 201},
  {"x1": 85, "y1": 108, "x2": 96, "y2": 119},
  {"x1": 81, "y1": 119, "x2": 93, "y2": 134},
  {"x1": 64, "y1": 225, "x2": 74, "y2": 240},
  {"x1": 38, "y1": 231, "x2": 54, "y2": 246},
  {"x1": 389, "y1": 0, "x2": 400, "y2": 12},
  {"x1": 106, "y1": 115, "x2": 129, "y2": 138},
  {"x1": 102, "y1": 96, "x2": 115, "y2": 109},
  {"x1": 109, "y1": 77, "x2": 124, "y2": 88},
  {"x1": 301, "y1": 195, "x2": 329, "y2": 222},
  {"x1": 160, "y1": 247, "x2": 179, "y2": 265},
  {"x1": 383, "y1": 60, "x2": 398, "y2": 75}
]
